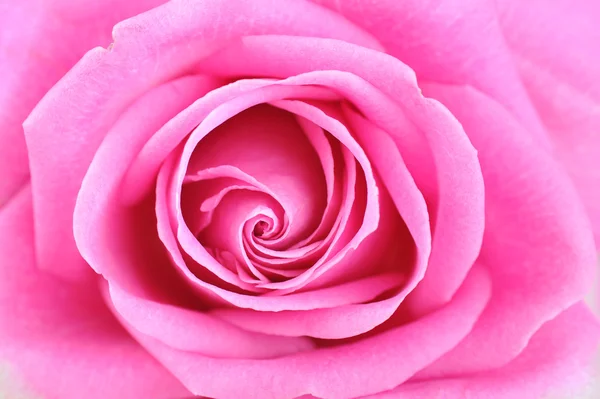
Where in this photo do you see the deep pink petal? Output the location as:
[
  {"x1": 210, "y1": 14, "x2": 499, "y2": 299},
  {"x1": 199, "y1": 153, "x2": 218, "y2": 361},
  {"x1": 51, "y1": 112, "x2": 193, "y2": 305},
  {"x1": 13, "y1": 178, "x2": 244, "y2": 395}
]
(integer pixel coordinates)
[
  {"x1": 116, "y1": 266, "x2": 491, "y2": 399},
  {"x1": 0, "y1": 186, "x2": 189, "y2": 399},
  {"x1": 417, "y1": 83, "x2": 597, "y2": 376},
  {"x1": 496, "y1": 0, "x2": 600, "y2": 244},
  {"x1": 367, "y1": 304, "x2": 600, "y2": 399},
  {"x1": 22, "y1": 0, "x2": 382, "y2": 282},
  {"x1": 0, "y1": 0, "x2": 166, "y2": 206}
]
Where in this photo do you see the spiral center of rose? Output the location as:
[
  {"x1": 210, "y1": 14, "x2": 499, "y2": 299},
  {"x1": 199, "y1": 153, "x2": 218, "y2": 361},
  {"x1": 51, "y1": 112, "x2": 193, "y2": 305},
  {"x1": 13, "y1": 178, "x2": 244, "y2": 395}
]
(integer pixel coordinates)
[{"x1": 175, "y1": 100, "x2": 411, "y2": 293}]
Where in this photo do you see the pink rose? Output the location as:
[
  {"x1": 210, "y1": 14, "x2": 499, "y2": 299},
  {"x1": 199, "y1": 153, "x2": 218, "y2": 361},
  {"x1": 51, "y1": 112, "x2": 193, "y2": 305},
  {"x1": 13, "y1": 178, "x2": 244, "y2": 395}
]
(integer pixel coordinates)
[{"x1": 1, "y1": 0, "x2": 599, "y2": 398}]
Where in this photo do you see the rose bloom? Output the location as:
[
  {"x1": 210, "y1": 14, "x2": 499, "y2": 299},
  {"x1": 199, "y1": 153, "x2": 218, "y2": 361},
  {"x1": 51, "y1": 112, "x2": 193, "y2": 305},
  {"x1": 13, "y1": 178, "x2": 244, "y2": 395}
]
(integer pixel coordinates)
[{"x1": 1, "y1": 0, "x2": 599, "y2": 398}]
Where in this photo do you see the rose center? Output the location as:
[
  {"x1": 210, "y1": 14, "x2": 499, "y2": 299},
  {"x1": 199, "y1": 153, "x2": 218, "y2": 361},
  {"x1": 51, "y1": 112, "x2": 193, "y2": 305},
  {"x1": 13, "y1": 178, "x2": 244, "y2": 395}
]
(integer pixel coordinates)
[{"x1": 253, "y1": 220, "x2": 269, "y2": 237}]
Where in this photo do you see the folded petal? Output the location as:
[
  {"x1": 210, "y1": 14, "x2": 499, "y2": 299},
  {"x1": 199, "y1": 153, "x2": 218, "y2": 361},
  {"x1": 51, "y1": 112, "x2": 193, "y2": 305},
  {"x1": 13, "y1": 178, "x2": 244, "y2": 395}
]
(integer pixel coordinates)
[
  {"x1": 367, "y1": 303, "x2": 600, "y2": 399},
  {"x1": 23, "y1": 0, "x2": 382, "y2": 283},
  {"x1": 0, "y1": 0, "x2": 166, "y2": 206},
  {"x1": 496, "y1": 0, "x2": 600, "y2": 244},
  {"x1": 74, "y1": 75, "x2": 220, "y2": 300},
  {"x1": 0, "y1": 186, "x2": 189, "y2": 399},
  {"x1": 310, "y1": 0, "x2": 549, "y2": 146},
  {"x1": 200, "y1": 35, "x2": 484, "y2": 314},
  {"x1": 418, "y1": 83, "x2": 597, "y2": 376},
  {"x1": 106, "y1": 282, "x2": 316, "y2": 358},
  {"x1": 115, "y1": 266, "x2": 491, "y2": 399}
]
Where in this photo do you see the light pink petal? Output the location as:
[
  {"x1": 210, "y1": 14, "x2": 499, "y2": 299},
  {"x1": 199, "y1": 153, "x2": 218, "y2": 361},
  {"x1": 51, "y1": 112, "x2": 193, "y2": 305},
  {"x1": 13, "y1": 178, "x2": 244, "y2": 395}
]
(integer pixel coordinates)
[
  {"x1": 0, "y1": 0, "x2": 166, "y2": 207},
  {"x1": 0, "y1": 186, "x2": 189, "y2": 399},
  {"x1": 116, "y1": 266, "x2": 491, "y2": 399},
  {"x1": 74, "y1": 75, "x2": 219, "y2": 300},
  {"x1": 310, "y1": 0, "x2": 549, "y2": 146},
  {"x1": 496, "y1": 0, "x2": 600, "y2": 244},
  {"x1": 158, "y1": 152, "x2": 266, "y2": 294},
  {"x1": 417, "y1": 83, "x2": 597, "y2": 376},
  {"x1": 200, "y1": 36, "x2": 484, "y2": 313},
  {"x1": 106, "y1": 283, "x2": 315, "y2": 358},
  {"x1": 22, "y1": 0, "x2": 382, "y2": 282},
  {"x1": 368, "y1": 304, "x2": 600, "y2": 399}
]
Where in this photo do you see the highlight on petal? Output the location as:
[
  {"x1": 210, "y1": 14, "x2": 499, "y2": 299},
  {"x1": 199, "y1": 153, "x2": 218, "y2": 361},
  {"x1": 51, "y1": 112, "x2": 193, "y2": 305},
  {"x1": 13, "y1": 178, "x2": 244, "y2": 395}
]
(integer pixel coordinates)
[
  {"x1": 416, "y1": 82, "x2": 596, "y2": 376},
  {"x1": 367, "y1": 303, "x2": 600, "y2": 399},
  {"x1": 309, "y1": 0, "x2": 549, "y2": 146},
  {"x1": 112, "y1": 267, "x2": 491, "y2": 399},
  {"x1": 0, "y1": 0, "x2": 167, "y2": 207},
  {"x1": 0, "y1": 186, "x2": 189, "y2": 399},
  {"x1": 496, "y1": 0, "x2": 600, "y2": 244}
]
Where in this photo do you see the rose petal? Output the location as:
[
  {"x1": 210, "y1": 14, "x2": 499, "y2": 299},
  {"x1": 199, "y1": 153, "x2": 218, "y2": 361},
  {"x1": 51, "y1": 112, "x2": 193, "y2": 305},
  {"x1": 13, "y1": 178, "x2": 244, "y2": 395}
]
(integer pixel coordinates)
[
  {"x1": 23, "y1": 0, "x2": 383, "y2": 282},
  {"x1": 309, "y1": 0, "x2": 549, "y2": 146},
  {"x1": 416, "y1": 83, "x2": 597, "y2": 376},
  {"x1": 0, "y1": 0, "x2": 166, "y2": 206},
  {"x1": 116, "y1": 266, "x2": 491, "y2": 399},
  {"x1": 0, "y1": 186, "x2": 189, "y2": 399},
  {"x1": 367, "y1": 303, "x2": 600, "y2": 399},
  {"x1": 496, "y1": 0, "x2": 600, "y2": 244},
  {"x1": 105, "y1": 282, "x2": 316, "y2": 358},
  {"x1": 209, "y1": 272, "x2": 406, "y2": 340},
  {"x1": 74, "y1": 75, "x2": 220, "y2": 299},
  {"x1": 185, "y1": 104, "x2": 327, "y2": 249},
  {"x1": 200, "y1": 35, "x2": 484, "y2": 313}
]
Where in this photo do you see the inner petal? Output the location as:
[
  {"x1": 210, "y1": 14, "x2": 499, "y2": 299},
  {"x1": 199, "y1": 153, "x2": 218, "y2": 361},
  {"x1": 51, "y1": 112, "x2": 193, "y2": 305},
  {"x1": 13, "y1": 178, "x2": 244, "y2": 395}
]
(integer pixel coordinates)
[{"x1": 186, "y1": 104, "x2": 327, "y2": 248}]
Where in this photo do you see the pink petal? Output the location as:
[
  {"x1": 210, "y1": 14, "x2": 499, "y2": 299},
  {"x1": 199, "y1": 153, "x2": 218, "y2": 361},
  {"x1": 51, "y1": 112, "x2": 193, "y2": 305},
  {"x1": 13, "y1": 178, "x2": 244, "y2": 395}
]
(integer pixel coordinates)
[
  {"x1": 184, "y1": 104, "x2": 327, "y2": 249},
  {"x1": 310, "y1": 0, "x2": 549, "y2": 146},
  {"x1": 115, "y1": 266, "x2": 491, "y2": 399},
  {"x1": 154, "y1": 85, "x2": 347, "y2": 296},
  {"x1": 257, "y1": 100, "x2": 380, "y2": 292},
  {"x1": 22, "y1": 0, "x2": 382, "y2": 283},
  {"x1": 74, "y1": 75, "x2": 219, "y2": 299},
  {"x1": 200, "y1": 35, "x2": 484, "y2": 313},
  {"x1": 150, "y1": 81, "x2": 409, "y2": 312},
  {"x1": 106, "y1": 282, "x2": 316, "y2": 358},
  {"x1": 496, "y1": 0, "x2": 600, "y2": 244},
  {"x1": 0, "y1": 0, "x2": 166, "y2": 206},
  {"x1": 417, "y1": 83, "x2": 597, "y2": 376},
  {"x1": 367, "y1": 303, "x2": 600, "y2": 399},
  {"x1": 0, "y1": 186, "x2": 189, "y2": 399}
]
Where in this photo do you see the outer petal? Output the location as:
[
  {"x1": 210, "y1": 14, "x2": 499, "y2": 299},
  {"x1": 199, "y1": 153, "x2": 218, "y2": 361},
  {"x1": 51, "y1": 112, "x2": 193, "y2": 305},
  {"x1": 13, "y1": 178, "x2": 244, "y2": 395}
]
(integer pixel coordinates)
[
  {"x1": 366, "y1": 303, "x2": 600, "y2": 399},
  {"x1": 495, "y1": 0, "x2": 600, "y2": 244},
  {"x1": 310, "y1": 0, "x2": 549, "y2": 146},
  {"x1": 23, "y1": 0, "x2": 382, "y2": 283},
  {"x1": 417, "y1": 83, "x2": 597, "y2": 376},
  {"x1": 0, "y1": 186, "x2": 189, "y2": 399},
  {"x1": 0, "y1": 0, "x2": 166, "y2": 206},
  {"x1": 111, "y1": 266, "x2": 491, "y2": 399}
]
